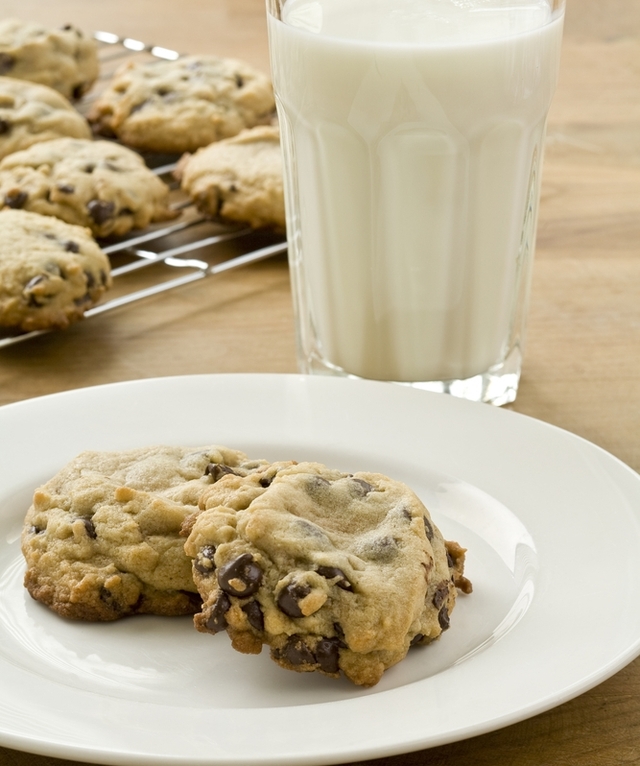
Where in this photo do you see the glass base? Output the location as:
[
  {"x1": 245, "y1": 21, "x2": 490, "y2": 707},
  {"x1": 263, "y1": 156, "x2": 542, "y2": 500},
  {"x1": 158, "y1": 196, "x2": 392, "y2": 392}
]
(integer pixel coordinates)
[{"x1": 300, "y1": 346, "x2": 523, "y2": 406}]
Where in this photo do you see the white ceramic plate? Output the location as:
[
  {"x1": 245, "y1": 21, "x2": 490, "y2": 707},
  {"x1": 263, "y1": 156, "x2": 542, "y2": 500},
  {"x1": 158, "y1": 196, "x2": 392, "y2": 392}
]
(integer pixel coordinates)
[{"x1": 1, "y1": 374, "x2": 640, "y2": 766}]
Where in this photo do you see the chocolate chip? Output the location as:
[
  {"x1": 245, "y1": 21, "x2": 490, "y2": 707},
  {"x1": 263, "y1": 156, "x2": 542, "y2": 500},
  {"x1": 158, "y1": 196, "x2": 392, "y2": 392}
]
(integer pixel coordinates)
[
  {"x1": 305, "y1": 475, "x2": 331, "y2": 499},
  {"x1": 23, "y1": 274, "x2": 52, "y2": 306},
  {"x1": 4, "y1": 190, "x2": 27, "y2": 209},
  {"x1": 423, "y1": 517, "x2": 434, "y2": 541},
  {"x1": 438, "y1": 605, "x2": 450, "y2": 631},
  {"x1": 71, "y1": 84, "x2": 85, "y2": 100},
  {"x1": 0, "y1": 53, "x2": 15, "y2": 74},
  {"x1": 74, "y1": 292, "x2": 91, "y2": 307},
  {"x1": 295, "y1": 518, "x2": 329, "y2": 542},
  {"x1": 25, "y1": 292, "x2": 48, "y2": 309},
  {"x1": 57, "y1": 183, "x2": 75, "y2": 194},
  {"x1": 83, "y1": 164, "x2": 96, "y2": 174},
  {"x1": 84, "y1": 270, "x2": 95, "y2": 289},
  {"x1": 182, "y1": 591, "x2": 203, "y2": 611},
  {"x1": 205, "y1": 463, "x2": 239, "y2": 481},
  {"x1": 65, "y1": 240, "x2": 80, "y2": 253},
  {"x1": 363, "y1": 536, "x2": 398, "y2": 562},
  {"x1": 99, "y1": 586, "x2": 122, "y2": 611},
  {"x1": 432, "y1": 582, "x2": 450, "y2": 609},
  {"x1": 87, "y1": 199, "x2": 115, "y2": 224},
  {"x1": 241, "y1": 599, "x2": 264, "y2": 631},
  {"x1": 316, "y1": 637, "x2": 341, "y2": 674},
  {"x1": 351, "y1": 477, "x2": 374, "y2": 495},
  {"x1": 277, "y1": 581, "x2": 311, "y2": 618},
  {"x1": 332, "y1": 622, "x2": 347, "y2": 646},
  {"x1": 81, "y1": 517, "x2": 97, "y2": 539},
  {"x1": 0, "y1": 119, "x2": 11, "y2": 135},
  {"x1": 194, "y1": 544, "x2": 217, "y2": 575},
  {"x1": 217, "y1": 553, "x2": 262, "y2": 597},
  {"x1": 280, "y1": 635, "x2": 315, "y2": 666},
  {"x1": 410, "y1": 633, "x2": 425, "y2": 646},
  {"x1": 447, "y1": 545, "x2": 463, "y2": 572},
  {"x1": 316, "y1": 565, "x2": 353, "y2": 591},
  {"x1": 259, "y1": 475, "x2": 273, "y2": 488},
  {"x1": 29, "y1": 524, "x2": 44, "y2": 535},
  {"x1": 235, "y1": 74, "x2": 244, "y2": 88},
  {"x1": 205, "y1": 592, "x2": 231, "y2": 632}
]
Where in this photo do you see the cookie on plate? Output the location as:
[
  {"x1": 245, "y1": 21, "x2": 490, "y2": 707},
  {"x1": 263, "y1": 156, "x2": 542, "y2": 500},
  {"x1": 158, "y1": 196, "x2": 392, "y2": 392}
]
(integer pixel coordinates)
[
  {"x1": 183, "y1": 461, "x2": 471, "y2": 687},
  {"x1": 0, "y1": 18, "x2": 99, "y2": 100},
  {"x1": 175, "y1": 126, "x2": 285, "y2": 231},
  {"x1": 0, "y1": 76, "x2": 92, "y2": 161},
  {"x1": 0, "y1": 208, "x2": 111, "y2": 331},
  {"x1": 0, "y1": 138, "x2": 178, "y2": 237},
  {"x1": 22, "y1": 445, "x2": 272, "y2": 621},
  {"x1": 87, "y1": 55, "x2": 275, "y2": 154}
]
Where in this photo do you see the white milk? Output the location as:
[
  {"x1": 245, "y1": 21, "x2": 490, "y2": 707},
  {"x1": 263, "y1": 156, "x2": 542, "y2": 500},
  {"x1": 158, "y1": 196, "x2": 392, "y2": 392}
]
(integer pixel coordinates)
[{"x1": 269, "y1": 0, "x2": 564, "y2": 383}]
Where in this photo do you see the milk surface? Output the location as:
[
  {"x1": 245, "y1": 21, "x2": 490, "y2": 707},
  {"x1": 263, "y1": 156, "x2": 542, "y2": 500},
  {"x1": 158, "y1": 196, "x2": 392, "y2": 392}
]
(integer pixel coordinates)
[{"x1": 269, "y1": 0, "x2": 564, "y2": 382}]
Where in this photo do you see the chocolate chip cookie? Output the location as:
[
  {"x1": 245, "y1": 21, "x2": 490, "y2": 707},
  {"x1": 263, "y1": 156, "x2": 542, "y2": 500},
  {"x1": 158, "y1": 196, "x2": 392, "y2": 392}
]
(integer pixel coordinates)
[
  {"x1": 0, "y1": 208, "x2": 111, "y2": 331},
  {"x1": 176, "y1": 126, "x2": 285, "y2": 231},
  {"x1": 0, "y1": 18, "x2": 98, "y2": 100},
  {"x1": 22, "y1": 445, "x2": 272, "y2": 621},
  {"x1": 87, "y1": 55, "x2": 275, "y2": 154},
  {"x1": 0, "y1": 138, "x2": 177, "y2": 237},
  {"x1": 183, "y1": 461, "x2": 471, "y2": 687},
  {"x1": 0, "y1": 76, "x2": 92, "y2": 161}
]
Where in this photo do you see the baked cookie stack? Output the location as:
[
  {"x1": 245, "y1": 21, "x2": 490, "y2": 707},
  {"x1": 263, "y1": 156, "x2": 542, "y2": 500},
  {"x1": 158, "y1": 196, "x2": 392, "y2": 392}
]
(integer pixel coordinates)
[
  {"x1": 0, "y1": 18, "x2": 283, "y2": 336},
  {"x1": 22, "y1": 445, "x2": 471, "y2": 687}
]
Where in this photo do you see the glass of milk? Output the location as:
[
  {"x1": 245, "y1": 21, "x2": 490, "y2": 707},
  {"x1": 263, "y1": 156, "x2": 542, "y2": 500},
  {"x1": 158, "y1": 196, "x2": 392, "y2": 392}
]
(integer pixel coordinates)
[{"x1": 266, "y1": 0, "x2": 565, "y2": 405}]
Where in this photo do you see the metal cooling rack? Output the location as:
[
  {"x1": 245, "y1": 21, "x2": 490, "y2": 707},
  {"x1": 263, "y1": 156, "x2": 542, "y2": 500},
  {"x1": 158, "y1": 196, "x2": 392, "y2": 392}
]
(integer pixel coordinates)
[{"x1": 0, "y1": 32, "x2": 287, "y2": 349}]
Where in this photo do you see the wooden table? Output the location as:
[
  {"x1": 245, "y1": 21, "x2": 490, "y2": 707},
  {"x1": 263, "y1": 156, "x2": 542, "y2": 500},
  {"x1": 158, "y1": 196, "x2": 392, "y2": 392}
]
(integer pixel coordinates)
[{"x1": 1, "y1": 1, "x2": 639, "y2": 764}]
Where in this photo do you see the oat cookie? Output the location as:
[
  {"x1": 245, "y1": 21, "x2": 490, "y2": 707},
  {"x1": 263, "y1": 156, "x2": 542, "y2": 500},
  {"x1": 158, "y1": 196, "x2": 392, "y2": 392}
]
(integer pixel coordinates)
[
  {"x1": 22, "y1": 445, "x2": 272, "y2": 621},
  {"x1": 0, "y1": 138, "x2": 178, "y2": 237},
  {"x1": 0, "y1": 19, "x2": 98, "y2": 100},
  {"x1": 0, "y1": 76, "x2": 91, "y2": 161},
  {"x1": 0, "y1": 209, "x2": 111, "y2": 331},
  {"x1": 87, "y1": 55, "x2": 275, "y2": 154},
  {"x1": 176, "y1": 126, "x2": 285, "y2": 231},
  {"x1": 183, "y1": 461, "x2": 471, "y2": 687}
]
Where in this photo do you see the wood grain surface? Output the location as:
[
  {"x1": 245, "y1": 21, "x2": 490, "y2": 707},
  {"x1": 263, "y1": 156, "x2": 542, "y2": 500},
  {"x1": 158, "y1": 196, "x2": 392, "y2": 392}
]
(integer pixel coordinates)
[{"x1": 0, "y1": 1, "x2": 639, "y2": 764}]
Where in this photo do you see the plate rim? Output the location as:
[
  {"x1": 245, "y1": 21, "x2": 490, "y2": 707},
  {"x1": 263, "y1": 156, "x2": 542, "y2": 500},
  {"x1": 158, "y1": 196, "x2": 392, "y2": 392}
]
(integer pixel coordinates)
[{"x1": 1, "y1": 372, "x2": 640, "y2": 766}]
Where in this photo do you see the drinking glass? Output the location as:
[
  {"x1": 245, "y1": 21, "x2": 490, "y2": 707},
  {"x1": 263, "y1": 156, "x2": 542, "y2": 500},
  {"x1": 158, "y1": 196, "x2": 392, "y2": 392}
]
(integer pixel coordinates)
[{"x1": 266, "y1": 0, "x2": 565, "y2": 405}]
